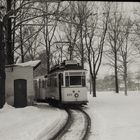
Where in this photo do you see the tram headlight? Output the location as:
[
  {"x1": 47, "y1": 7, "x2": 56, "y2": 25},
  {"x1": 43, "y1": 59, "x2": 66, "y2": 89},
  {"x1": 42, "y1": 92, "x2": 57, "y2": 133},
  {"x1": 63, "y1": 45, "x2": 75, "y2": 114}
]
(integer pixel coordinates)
[{"x1": 74, "y1": 93, "x2": 79, "y2": 98}]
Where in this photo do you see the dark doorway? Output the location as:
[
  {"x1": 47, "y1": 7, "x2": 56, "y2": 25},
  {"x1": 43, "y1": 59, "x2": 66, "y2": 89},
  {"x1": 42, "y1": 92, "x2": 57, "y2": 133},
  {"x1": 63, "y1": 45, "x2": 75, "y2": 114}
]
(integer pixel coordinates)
[{"x1": 14, "y1": 79, "x2": 27, "y2": 107}]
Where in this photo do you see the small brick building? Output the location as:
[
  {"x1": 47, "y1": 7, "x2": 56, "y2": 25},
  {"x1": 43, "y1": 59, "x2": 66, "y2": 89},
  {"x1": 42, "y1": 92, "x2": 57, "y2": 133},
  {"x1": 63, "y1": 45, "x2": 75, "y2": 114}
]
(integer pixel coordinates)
[{"x1": 5, "y1": 60, "x2": 41, "y2": 107}]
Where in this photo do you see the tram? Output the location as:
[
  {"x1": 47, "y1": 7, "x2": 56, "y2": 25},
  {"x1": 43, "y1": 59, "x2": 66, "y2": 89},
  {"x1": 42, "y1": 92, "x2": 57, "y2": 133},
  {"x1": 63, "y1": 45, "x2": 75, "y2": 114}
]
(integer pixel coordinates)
[{"x1": 34, "y1": 60, "x2": 88, "y2": 106}]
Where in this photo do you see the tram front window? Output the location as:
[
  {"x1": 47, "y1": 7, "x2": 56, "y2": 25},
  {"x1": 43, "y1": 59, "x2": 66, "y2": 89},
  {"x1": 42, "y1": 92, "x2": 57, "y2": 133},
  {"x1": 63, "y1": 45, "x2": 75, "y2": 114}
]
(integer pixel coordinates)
[{"x1": 70, "y1": 76, "x2": 81, "y2": 86}]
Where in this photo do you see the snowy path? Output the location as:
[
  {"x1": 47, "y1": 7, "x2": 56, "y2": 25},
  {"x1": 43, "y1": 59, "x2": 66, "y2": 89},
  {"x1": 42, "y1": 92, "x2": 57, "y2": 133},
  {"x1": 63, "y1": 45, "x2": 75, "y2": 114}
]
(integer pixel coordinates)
[
  {"x1": 60, "y1": 109, "x2": 86, "y2": 140},
  {"x1": 85, "y1": 91, "x2": 140, "y2": 140}
]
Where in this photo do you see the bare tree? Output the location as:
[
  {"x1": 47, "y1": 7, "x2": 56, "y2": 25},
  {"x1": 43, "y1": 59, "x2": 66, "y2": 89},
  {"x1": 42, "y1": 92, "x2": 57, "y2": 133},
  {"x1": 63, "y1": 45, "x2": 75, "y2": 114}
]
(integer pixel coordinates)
[
  {"x1": 118, "y1": 18, "x2": 133, "y2": 96},
  {"x1": 4, "y1": 0, "x2": 34, "y2": 64},
  {"x1": 37, "y1": 1, "x2": 63, "y2": 74},
  {"x1": 58, "y1": 1, "x2": 80, "y2": 61},
  {"x1": 133, "y1": 5, "x2": 140, "y2": 55},
  {"x1": 84, "y1": 2, "x2": 110, "y2": 97},
  {"x1": 59, "y1": 1, "x2": 90, "y2": 67},
  {"x1": 13, "y1": 0, "x2": 41, "y2": 63},
  {"x1": 76, "y1": 1, "x2": 88, "y2": 69},
  {"x1": 106, "y1": 3, "x2": 124, "y2": 93},
  {"x1": 23, "y1": 26, "x2": 41, "y2": 61}
]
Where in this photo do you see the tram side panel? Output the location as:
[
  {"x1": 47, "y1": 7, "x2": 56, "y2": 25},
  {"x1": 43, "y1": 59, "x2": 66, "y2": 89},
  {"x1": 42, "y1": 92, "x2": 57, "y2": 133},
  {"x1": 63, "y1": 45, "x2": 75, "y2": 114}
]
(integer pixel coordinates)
[
  {"x1": 34, "y1": 79, "x2": 39, "y2": 101},
  {"x1": 34, "y1": 79, "x2": 47, "y2": 101},
  {"x1": 39, "y1": 79, "x2": 47, "y2": 100},
  {"x1": 46, "y1": 75, "x2": 59, "y2": 101},
  {"x1": 38, "y1": 78, "x2": 47, "y2": 100}
]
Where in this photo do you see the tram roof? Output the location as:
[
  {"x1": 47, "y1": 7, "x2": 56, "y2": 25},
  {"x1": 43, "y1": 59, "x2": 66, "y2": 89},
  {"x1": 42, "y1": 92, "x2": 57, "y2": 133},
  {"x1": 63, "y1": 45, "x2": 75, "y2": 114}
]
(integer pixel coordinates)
[
  {"x1": 50, "y1": 65, "x2": 86, "y2": 72},
  {"x1": 44, "y1": 65, "x2": 86, "y2": 78},
  {"x1": 44, "y1": 60, "x2": 87, "y2": 77}
]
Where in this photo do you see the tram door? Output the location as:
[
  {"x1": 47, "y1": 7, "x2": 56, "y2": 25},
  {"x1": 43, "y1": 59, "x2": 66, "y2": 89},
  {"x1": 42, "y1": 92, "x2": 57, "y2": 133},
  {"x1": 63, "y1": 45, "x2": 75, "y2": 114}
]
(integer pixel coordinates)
[
  {"x1": 14, "y1": 79, "x2": 27, "y2": 107},
  {"x1": 58, "y1": 74, "x2": 62, "y2": 102}
]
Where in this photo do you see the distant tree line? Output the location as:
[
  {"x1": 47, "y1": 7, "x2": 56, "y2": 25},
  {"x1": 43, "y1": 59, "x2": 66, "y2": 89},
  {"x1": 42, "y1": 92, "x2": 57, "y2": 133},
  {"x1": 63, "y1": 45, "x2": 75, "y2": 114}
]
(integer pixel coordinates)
[{"x1": 92, "y1": 74, "x2": 139, "y2": 92}]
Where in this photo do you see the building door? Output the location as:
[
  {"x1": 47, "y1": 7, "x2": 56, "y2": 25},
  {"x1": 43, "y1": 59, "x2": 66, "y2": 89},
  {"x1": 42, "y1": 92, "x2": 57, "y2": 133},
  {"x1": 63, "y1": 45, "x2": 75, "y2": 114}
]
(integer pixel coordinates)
[{"x1": 14, "y1": 79, "x2": 27, "y2": 107}]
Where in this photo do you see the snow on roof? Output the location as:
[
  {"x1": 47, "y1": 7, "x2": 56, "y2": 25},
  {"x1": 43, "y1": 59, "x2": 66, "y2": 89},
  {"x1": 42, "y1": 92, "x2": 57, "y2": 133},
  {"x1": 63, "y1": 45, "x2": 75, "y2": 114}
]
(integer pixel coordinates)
[{"x1": 15, "y1": 60, "x2": 41, "y2": 69}]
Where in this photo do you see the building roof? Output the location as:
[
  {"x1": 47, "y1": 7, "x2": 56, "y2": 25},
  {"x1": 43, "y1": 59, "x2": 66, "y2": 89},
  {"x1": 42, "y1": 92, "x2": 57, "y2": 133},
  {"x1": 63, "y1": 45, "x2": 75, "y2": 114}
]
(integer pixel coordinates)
[{"x1": 6, "y1": 60, "x2": 41, "y2": 70}]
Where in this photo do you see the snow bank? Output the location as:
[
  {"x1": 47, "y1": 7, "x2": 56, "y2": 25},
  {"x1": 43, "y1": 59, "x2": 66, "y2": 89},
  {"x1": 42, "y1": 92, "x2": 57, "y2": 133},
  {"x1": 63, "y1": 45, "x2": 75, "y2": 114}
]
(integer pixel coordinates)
[
  {"x1": 0, "y1": 103, "x2": 67, "y2": 140},
  {"x1": 0, "y1": 102, "x2": 14, "y2": 111}
]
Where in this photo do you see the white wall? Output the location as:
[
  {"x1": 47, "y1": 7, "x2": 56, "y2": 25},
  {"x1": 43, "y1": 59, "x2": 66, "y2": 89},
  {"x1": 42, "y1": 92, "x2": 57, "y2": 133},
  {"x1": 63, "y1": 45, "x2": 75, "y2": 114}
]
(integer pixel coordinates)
[{"x1": 5, "y1": 66, "x2": 34, "y2": 106}]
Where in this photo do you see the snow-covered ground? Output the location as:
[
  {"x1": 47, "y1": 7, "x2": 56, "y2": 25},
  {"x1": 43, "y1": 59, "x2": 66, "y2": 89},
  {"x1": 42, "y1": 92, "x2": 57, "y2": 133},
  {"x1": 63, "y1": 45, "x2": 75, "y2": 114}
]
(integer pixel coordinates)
[
  {"x1": 0, "y1": 91, "x2": 140, "y2": 140},
  {"x1": 86, "y1": 91, "x2": 140, "y2": 140}
]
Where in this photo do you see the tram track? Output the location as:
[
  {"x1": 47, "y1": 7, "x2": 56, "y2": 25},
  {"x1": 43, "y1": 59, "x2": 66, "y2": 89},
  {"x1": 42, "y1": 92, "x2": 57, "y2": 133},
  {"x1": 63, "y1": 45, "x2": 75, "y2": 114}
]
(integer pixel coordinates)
[
  {"x1": 78, "y1": 107, "x2": 91, "y2": 140},
  {"x1": 50, "y1": 106, "x2": 91, "y2": 140},
  {"x1": 49, "y1": 108, "x2": 73, "y2": 140}
]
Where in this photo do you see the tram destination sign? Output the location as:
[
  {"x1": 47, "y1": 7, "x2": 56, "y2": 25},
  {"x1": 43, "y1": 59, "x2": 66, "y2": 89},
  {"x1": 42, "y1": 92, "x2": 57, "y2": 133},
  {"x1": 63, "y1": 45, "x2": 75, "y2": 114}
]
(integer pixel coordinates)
[{"x1": 65, "y1": 60, "x2": 78, "y2": 65}]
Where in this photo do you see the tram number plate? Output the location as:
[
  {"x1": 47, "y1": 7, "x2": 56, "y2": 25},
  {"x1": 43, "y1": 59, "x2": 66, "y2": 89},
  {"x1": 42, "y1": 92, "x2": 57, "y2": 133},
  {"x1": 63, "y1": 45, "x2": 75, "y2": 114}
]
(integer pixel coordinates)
[{"x1": 67, "y1": 93, "x2": 72, "y2": 96}]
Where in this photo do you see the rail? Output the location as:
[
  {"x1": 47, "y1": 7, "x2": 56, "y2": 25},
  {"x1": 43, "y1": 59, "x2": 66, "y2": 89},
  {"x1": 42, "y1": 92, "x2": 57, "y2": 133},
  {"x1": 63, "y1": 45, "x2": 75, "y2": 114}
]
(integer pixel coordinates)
[{"x1": 50, "y1": 106, "x2": 91, "y2": 140}]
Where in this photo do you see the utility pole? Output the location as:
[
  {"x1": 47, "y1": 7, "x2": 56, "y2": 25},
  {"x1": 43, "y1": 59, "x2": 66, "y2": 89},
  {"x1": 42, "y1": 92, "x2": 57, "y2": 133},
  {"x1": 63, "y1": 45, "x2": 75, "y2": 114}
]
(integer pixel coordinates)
[
  {"x1": 6, "y1": 0, "x2": 14, "y2": 64},
  {"x1": 0, "y1": 12, "x2": 6, "y2": 108}
]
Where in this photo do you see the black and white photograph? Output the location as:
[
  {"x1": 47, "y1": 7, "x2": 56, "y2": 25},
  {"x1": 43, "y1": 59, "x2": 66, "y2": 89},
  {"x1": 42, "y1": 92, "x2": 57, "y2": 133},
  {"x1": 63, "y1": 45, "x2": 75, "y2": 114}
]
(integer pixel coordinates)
[{"x1": 0, "y1": 1, "x2": 140, "y2": 140}]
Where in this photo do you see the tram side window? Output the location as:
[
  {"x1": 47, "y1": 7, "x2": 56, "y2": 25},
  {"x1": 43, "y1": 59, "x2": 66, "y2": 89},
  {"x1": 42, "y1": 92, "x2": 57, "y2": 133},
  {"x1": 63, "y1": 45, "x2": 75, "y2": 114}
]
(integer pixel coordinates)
[
  {"x1": 45, "y1": 80, "x2": 47, "y2": 87},
  {"x1": 42, "y1": 80, "x2": 45, "y2": 88},
  {"x1": 47, "y1": 79, "x2": 50, "y2": 87},
  {"x1": 54, "y1": 78, "x2": 57, "y2": 87},
  {"x1": 39, "y1": 79, "x2": 41, "y2": 88},
  {"x1": 49, "y1": 77, "x2": 57, "y2": 87},
  {"x1": 60, "y1": 74, "x2": 63, "y2": 86},
  {"x1": 34, "y1": 80, "x2": 37, "y2": 89},
  {"x1": 50, "y1": 78, "x2": 52, "y2": 87},
  {"x1": 82, "y1": 76, "x2": 86, "y2": 87},
  {"x1": 65, "y1": 76, "x2": 69, "y2": 87}
]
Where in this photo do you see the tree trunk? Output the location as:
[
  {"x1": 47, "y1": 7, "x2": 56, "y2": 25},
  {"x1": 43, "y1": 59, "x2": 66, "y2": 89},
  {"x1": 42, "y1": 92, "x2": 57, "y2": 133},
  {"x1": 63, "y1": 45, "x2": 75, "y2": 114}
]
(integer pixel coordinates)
[
  {"x1": 12, "y1": 0, "x2": 16, "y2": 63},
  {"x1": 80, "y1": 23, "x2": 84, "y2": 69},
  {"x1": 45, "y1": 2, "x2": 50, "y2": 74},
  {"x1": 90, "y1": 77, "x2": 92, "y2": 94},
  {"x1": 0, "y1": 22, "x2": 6, "y2": 108},
  {"x1": 6, "y1": 0, "x2": 14, "y2": 65},
  {"x1": 124, "y1": 75, "x2": 127, "y2": 96},
  {"x1": 20, "y1": 24, "x2": 24, "y2": 63},
  {"x1": 69, "y1": 43, "x2": 73, "y2": 60},
  {"x1": 0, "y1": 78, "x2": 5, "y2": 108},
  {"x1": 92, "y1": 75, "x2": 96, "y2": 97},
  {"x1": 114, "y1": 52, "x2": 119, "y2": 93},
  {"x1": 124, "y1": 61, "x2": 127, "y2": 96},
  {"x1": 46, "y1": 49, "x2": 50, "y2": 74}
]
